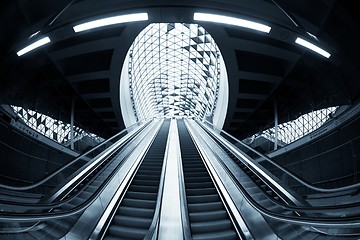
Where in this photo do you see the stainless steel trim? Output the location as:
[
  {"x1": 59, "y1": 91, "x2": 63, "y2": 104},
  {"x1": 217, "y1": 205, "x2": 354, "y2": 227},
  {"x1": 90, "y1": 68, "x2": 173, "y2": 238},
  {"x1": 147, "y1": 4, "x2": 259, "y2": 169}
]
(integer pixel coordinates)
[{"x1": 158, "y1": 119, "x2": 183, "y2": 240}]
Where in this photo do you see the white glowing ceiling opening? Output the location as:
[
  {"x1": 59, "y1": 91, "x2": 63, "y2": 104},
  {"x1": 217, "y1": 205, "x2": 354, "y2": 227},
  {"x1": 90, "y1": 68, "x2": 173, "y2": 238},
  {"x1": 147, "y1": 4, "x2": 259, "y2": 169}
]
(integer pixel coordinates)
[{"x1": 120, "y1": 23, "x2": 228, "y2": 128}]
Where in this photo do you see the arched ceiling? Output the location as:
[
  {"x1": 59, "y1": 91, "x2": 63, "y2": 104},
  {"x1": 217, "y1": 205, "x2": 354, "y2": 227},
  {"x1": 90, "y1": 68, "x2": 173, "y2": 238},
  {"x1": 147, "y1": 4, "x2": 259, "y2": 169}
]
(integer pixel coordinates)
[{"x1": 1, "y1": 0, "x2": 360, "y2": 139}]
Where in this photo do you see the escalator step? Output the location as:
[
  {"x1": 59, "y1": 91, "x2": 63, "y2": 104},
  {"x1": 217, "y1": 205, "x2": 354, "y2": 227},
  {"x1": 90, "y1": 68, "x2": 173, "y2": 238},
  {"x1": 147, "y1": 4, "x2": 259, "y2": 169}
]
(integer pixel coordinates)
[
  {"x1": 129, "y1": 184, "x2": 159, "y2": 193},
  {"x1": 126, "y1": 191, "x2": 157, "y2": 200},
  {"x1": 192, "y1": 229, "x2": 238, "y2": 240},
  {"x1": 186, "y1": 187, "x2": 218, "y2": 196},
  {"x1": 118, "y1": 206, "x2": 154, "y2": 218},
  {"x1": 136, "y1": 169, "x2": 162, "y2": 175},
  {"x1": 186, "y1": 182, "x2": 214, "y2": 189},
  {"x1": 107, "y1": 225, "x2": 148, "y2": 239},
  {"x1": 189, "y1": 210, "x2": 228, "y2": 222},
  {"x1": 122, "y1": 198, "x2": 156, "y2": 209},
  {"x1": 133, "y1": 174, "x2": 160, "y2": 181},
  {"x1": 188, "y1": 202, "x2": 223, "y2": 212},
  {"x1": 112, "y1": 215, "x2": 152, "y2": 229},
  {"x1": 187, "y1": 194, "x2": 220, "y2": 204},
  {"x1": 191, "y1": 219, "x2": 233, "y2": 233},
  {"x1": 131, "y1": 179, "x2": 160, "y2": 186},
  {"x1": 185, "y1": 176, "x2": 212, "y2": 183},
  {"x1": 184, "y1": 171, "x2": 209, "y2": 177}
]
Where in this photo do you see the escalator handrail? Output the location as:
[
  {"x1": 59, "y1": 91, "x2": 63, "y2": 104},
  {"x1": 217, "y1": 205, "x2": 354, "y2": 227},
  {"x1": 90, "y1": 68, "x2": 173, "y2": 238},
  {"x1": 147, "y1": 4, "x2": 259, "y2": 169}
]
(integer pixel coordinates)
[
  {"x1": 0, "y1": 120, "x2": 156, "y2": 222},
  {"x1": 191, "y1": 121, "x2": 360, "y2": 228},
  {"x1": 198, "y1": 121, "x2": 360, "y2": 215},
  {"x1": 196, "y1": 121, "x2": 360, "y2": 213},
  {"x1": 88, "y1": 119, "x2": 164, "y2": 240},
  {"x1": 220, "y1": 151, "x2": 360, "y2": 228},
  {"x1": 201, "y1": 120, "x2": 360, "y2": 193},
  {"x1": 0, "y1": 119, "x2": 149, "y2": 191},
  {"x1": 0, "y1": 120, "x2": 149, "y2": 209},
  {"x1": 0, "y1": 122, "x2": 146, "y2": 208},
  {"x1": 183, "y1": 120, "x2": 252, "y2": 239}
]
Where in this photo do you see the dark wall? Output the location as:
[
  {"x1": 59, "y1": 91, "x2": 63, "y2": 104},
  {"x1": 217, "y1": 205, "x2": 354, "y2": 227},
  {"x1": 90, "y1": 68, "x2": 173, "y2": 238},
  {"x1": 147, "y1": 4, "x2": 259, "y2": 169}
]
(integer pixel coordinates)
[
  {"x1": 261, "y1": 115, "x2": 360, "y2": 195},
  {"x1": 0, "y1": 120, "x2": 77, "y2": 186}
]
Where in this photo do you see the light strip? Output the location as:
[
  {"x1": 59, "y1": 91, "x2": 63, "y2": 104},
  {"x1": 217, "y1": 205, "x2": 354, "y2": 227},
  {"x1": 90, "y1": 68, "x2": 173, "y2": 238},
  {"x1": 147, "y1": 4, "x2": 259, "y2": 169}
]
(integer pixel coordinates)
[
  {"x1": 295, "y1": 37, "x2": 331, "y2": 58},
  {"x1": 194, "y1": 12, "x2": 271, "y2": 33},
  {"x1": 16, "y1": 37, "x2": 51, "y2": 57},
  {"x1": 73, "y1": 12, "x2": 148, "y2": 32}
]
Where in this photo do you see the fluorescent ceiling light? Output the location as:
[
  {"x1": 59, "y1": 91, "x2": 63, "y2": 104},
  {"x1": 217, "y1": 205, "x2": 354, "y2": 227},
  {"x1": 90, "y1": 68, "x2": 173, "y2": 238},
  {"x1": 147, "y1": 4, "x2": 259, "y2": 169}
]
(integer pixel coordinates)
[
  {"x1": 73, "y1": 13, "x2": 148, "y2": 33},
  {"x1": 295, "y1": 37, "x2": 331, "y2": 58},
  {"x1": 194, "y1": 12, "x2": 271, "y2": 33},
  {"x1": 17, "y1": 37, "x2": 51, "y2": 57}
]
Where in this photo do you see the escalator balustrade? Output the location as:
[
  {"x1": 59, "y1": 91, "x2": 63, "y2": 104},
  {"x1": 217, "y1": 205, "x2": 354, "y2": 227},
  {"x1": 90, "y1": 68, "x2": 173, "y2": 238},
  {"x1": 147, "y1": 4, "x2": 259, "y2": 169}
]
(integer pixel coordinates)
[
  {"x1": 103, "y1": 120, "x2": 170, "y2": 240},
  {"x1": 178, "y1": 120, "x2": 240, "y2": 240}
]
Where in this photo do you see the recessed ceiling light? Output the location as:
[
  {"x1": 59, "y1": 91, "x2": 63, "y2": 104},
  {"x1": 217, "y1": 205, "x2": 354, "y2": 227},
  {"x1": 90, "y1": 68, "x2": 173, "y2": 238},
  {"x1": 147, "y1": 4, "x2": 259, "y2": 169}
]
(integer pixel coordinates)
[
  {"x1": 73, "y1": 13, "x2": 148, "y2": 33},
  {"x1": 295, "y1": 37, "x2": 331, "y2": 58},
  {"x1": 17, "y1": 37, "x2": 51, "y2": 57},
  {"x1": 193, "y1": 12, "x2": 271, "y2": 33}
]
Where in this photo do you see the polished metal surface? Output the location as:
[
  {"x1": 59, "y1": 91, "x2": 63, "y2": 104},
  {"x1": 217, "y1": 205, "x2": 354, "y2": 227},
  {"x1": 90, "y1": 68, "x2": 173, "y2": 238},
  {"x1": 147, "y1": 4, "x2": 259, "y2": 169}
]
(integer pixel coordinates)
[{"x1": 158, "y1": 119, "x2": 183, "y2": 239}]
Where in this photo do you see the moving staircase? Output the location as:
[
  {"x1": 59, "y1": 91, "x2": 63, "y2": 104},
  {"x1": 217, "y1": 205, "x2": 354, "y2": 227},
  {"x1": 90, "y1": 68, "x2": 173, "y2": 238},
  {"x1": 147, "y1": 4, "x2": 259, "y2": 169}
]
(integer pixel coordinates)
[
  {"x1": 103, "y1": 120, "x2": 170, "y2": 240},
  {"x1": 1, "y1": 119, "x2": 360, "y2": 239},
  {"x1": 178, "y1": 120, "x2": 239, "y2": 240}
]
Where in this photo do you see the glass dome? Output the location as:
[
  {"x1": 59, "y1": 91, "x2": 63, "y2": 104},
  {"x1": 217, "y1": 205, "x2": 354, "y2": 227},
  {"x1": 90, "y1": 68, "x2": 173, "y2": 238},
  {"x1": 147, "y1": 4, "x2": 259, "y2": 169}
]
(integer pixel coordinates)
[{"x1": 120, "y1": 23, "x2": 228, "y2": 127}]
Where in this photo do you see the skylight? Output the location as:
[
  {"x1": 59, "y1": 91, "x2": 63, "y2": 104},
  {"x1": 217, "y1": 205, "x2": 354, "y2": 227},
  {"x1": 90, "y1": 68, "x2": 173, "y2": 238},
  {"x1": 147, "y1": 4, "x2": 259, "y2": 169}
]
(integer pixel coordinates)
[{"x1": 120, "y1": 23, "x2": 228, "y2": 126}]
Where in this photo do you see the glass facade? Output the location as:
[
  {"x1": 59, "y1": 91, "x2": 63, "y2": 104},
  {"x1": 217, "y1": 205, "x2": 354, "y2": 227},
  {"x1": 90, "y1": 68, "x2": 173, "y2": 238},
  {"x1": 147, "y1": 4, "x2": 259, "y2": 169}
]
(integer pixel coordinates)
[
  {"x1": 260, "y1": 107, "x2": 338, "y2": 145},
  {"x1": 11, "y1": 106, "x2": 102, "y2": 145},
  {"x1": 128, "y1": 23, "x2": 221, "y2": 121}
]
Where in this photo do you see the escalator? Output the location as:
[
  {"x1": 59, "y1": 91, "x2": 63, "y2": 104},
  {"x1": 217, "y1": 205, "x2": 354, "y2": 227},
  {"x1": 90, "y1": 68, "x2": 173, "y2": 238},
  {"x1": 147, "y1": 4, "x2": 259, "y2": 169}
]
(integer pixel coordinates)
[
  {"x1": 0, "y1": 120, "x2": 152, "y2": 240},
  {"x1": 178, "y1": 120, "x2": 240, "y2": 240},
  {"x1": 103, "y1": 120, "x2": 170, "y2": 240},
  {"x1": 193, "y1": 119, "x2": 360, "y2": 240}
]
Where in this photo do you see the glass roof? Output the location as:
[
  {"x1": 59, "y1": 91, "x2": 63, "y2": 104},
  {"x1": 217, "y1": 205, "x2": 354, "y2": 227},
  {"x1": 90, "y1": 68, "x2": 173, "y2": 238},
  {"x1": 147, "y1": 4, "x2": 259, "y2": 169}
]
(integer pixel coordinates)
[
  {"x1": 128, "y1": 23, "x2": 221, "y2": 121},
  {"x1": 11, "y1": 106, "x2": 102, "y2": 145}
]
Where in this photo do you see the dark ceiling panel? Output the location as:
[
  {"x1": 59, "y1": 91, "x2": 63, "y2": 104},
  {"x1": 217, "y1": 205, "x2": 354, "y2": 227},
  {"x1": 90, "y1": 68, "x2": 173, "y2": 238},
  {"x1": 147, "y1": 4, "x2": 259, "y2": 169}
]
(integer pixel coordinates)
[
  {"x1": 89, "y1": 98, "x2": 112, "y2": 108},
  {"x1": 57, "y1": 49, "x2": 113, "y2": 76},
  {"x1": 238, "y1": 79, "x2": 274, "y2": 95},
  {"x1": 236, "y1": 50, "x2": 291, "y2": 76},
  {"x1": 76, "y1": 78, "x2": 110, "y2": 94},
  {"x1": 48, "y1": 27, "x2": 124, "y2": 53},
  {"x1": 233, "y1": 112, "x2": 250, "y2": 120},
  {"x1": 225, "y1": 28, "x2": 300, "y2": 54},
  {"x1": 98, "y1": 111, "x2": 116, "y2": 119},
  {"x1": 236, "y1": 99, "x2": 260, "y2": 109}
]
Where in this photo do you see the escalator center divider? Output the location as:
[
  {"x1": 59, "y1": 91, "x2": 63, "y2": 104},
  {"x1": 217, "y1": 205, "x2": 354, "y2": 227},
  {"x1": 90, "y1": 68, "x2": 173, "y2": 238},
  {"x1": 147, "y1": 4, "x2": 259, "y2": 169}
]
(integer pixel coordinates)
[
  {"x1": 177, "y1": 119, "x2": 240, "y2": 240},
  {"x1": 103, "y1": 120, "x2": 170, "y2": 240}
]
